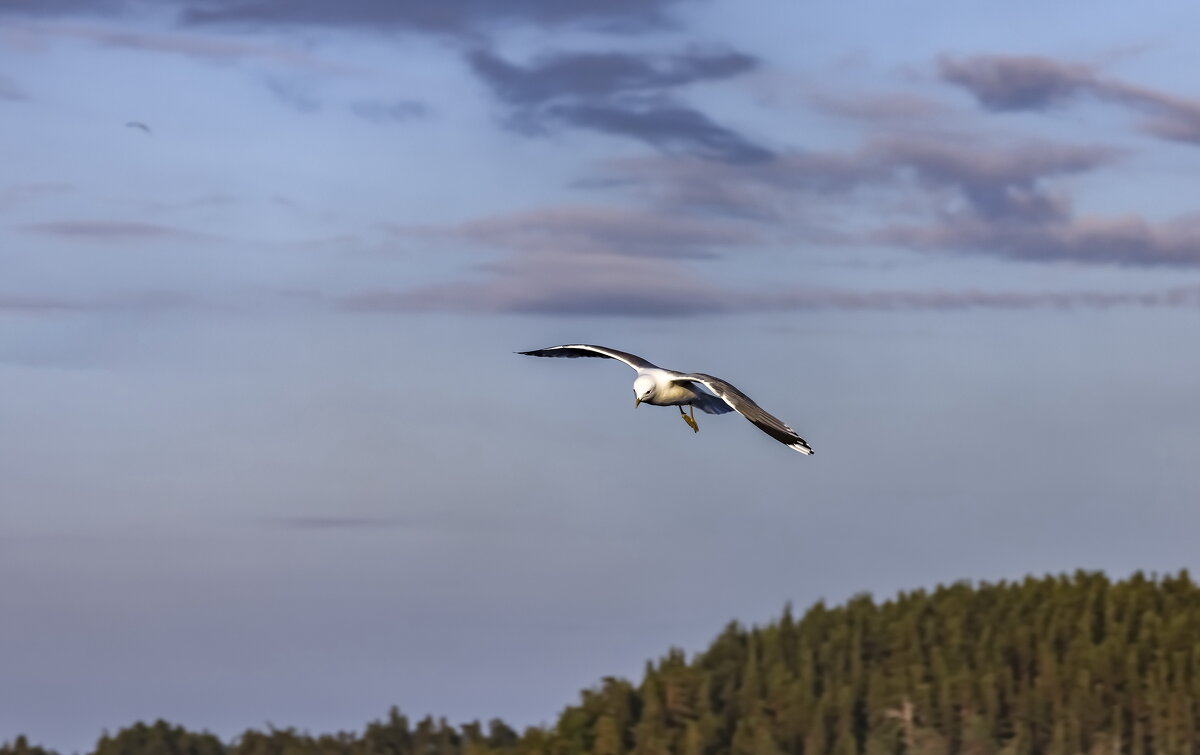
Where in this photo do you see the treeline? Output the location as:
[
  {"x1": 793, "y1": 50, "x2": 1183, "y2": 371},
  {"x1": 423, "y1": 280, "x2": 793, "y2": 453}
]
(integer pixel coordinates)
[{"x1": 9, "y1": 570, "x2": 1200, "y2": 755}]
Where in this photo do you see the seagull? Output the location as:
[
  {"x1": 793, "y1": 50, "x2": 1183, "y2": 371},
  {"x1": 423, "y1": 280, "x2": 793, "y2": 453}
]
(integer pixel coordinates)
[
  {"x1": 519, "y1": 344, "x2": 813, "y2": 455},
  {"x1": 124, "y1": 121, "x2": 151, "y2": 134}
]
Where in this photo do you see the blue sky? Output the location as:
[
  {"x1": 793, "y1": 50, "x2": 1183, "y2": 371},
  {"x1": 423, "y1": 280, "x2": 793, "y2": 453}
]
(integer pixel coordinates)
[{"x1": 5, "y1": 1, "x2": 1200, "y2": 751}]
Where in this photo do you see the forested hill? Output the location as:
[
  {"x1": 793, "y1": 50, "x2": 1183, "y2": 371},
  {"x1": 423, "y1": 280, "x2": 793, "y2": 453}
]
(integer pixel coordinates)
[{"x1": 9, "y1": 570, "x2": 1200, "y2": 755}]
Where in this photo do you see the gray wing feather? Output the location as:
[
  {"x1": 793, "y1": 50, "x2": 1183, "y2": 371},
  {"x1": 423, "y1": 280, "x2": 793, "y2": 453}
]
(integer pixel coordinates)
[
  {"x1": 674, "y1": 372, "x2": 813, "y2": 455},
  {"x1": 518, "y1": 344, "x2": 658, "y2": 371}
]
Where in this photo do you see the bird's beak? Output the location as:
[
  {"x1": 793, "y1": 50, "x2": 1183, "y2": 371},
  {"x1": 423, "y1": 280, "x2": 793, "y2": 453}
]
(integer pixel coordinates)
[{"x1": 635, "y1": 397, "x2": 641, "y2": 408}]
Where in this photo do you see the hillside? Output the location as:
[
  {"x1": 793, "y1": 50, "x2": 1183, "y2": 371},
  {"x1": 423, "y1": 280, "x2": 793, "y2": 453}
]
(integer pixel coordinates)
[{"x1": 7, "y1": 570, "x2": 1200, "y2": 755}]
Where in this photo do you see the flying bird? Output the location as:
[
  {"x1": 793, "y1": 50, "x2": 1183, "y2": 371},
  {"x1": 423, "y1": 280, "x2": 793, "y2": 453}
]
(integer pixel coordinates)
[
  {"x1": 124, "y1": 121, "x2": 151, "y2": 134},
  {"x1": 519, "y1": 344, "x2": 813, "y2": 455}
]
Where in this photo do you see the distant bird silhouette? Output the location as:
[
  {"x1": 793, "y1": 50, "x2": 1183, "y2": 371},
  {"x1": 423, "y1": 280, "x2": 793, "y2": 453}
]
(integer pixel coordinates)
[{"x1": 125, "y1": 121, "x2": 151, "y2": 134}]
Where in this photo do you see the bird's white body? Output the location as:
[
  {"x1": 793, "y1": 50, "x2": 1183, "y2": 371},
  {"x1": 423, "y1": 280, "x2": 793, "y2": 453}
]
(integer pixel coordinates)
[{"x1": 635, "y1": 369, "x2": 687, "y2": 405}]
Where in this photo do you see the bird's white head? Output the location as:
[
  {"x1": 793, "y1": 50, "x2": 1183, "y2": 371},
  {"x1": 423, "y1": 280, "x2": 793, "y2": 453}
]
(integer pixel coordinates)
[{"x1": 633, "y1": 374, "x2": 655, "y2": 407}]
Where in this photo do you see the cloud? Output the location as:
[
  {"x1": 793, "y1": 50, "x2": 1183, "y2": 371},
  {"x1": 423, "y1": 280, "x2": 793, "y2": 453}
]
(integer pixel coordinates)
[
  {"x1": 468, "y1": 48, "x2": 770, "y2": 162},
  {"x1": 869, "y1": 135, "x2": 1110, "y2": 221},
  {"x1": 265, "y1": 75, "x2": 322, "y2": 113},
  {"x1": 939, "y1": 55, "x2": 1095, "y2": 111},
  {"x1": 805, "y1": 90, "x2": 948, "y2": 121},
  {"x1": 349, "y1": 99, "x2": 428, "y2": 123},
  {"x1": 598, "y1": 135, "x2": 1116, "y2": 226},
  {"x1": 341, "y1": 269, "x2": 1200, "y2": 317},
  {"x1": 21, "y1": 219, "x2": 204, "y2": 241},
  {"x1": 262, "y1": 515, "x2": 417, "y2": 531},
  {"x1": 178, "y1": 0, "x2": 688, "y2": 35},
  {"x1": 11, "y1": 19, "x2": 357, "y2": 72},
  {"x1": 551, "y1": 101, "x2": 774, "y2": 162},
  {"x1": 601, "y1": 137, "x2": 1200, "y2": 266},
  {"x1": 0, "y1": 73, "x2": 31, "y2": 102},
  {"x1": 0, "y1": 182, "x2": 73, "y2": 211},
  {"x1": 876, "y1": 212, "x2": 1200, "y2": 267},
  {"x1": 468, "y1": 48, "x2": 756, "y2": 105},
  {"x1": 0, "y1": 0, "x2": 129, "y2": 16},
  {"x1": 743, "y1": 283, "x2": 1200, "y2": 312},
  {"x1": 369, "y1": 128, "x2": 1181, "y2": 319},
  {"x1": 573, "y1": 128, "x2": 1200, "y2": 269},
  {"x1": 434, "y1": 204, "x2": 759, "y2": 259},
  {"x1": 0, "y1": 290, "x2": 199, "y2": 314},
  {"x1": 342, "y1": 251, "x2": 726, "y2": 316},
  {"x1": 940, "y1": 54, "x2": 1200, "y2": 146}
]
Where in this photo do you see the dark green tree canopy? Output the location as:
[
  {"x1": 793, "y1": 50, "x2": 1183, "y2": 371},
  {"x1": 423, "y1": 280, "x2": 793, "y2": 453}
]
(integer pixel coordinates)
[{"x1": 8, "y1": 570, "x2": 1199, "y2": 755}]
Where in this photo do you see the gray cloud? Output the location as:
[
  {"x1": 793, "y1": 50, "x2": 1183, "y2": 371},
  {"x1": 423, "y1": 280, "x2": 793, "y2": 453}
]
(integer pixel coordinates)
[
  {"x1": 0, "y1": 182, "x2": 73, "y2": 211},
  {"x1": 747, "y1": 283, "x2": 1200, "y2": 312},
  {"x1": 341, "y1": 254, "x2": 730, "y2": 317},
  {"x1": 939, "y1": 55, "x2": 1094, "y2": 111},
  {"x1": 371, "y1": 131, "x2": 1180, "y2": 319},
  {"x1": 433, "y1": 205, "x2": 759, "y2": 259},
  {"x1": 262, "y1": 515, "x2": 422, "y2": 531},
  {"x1": 469, "y1": 48, "x2": 770, "y2": 163},
  {"x1": 941, "y1": 54, "x2": 1200, "y2": 146},
  {"x1": 0, "y1": 290, "x2": 199, "y2": 314},
  {"x1": 548, "y1": 100, "x2": 773, "y2": 163},
  {"x1": 374, "y1": 202, "x2": 767, "y2": 316},
  {"x1": 349, "y1": 99, "x2": 428, "y2": 123},
  {"x1": 0, "y1": 0, "x2": 129, "y2": 15},
  {"x1": 1, "y1": 0, "x2": 690, "y2": 32},
  {"x1": 179, "y1": 0, "x2": 687, "y2": 34},
  {"x1": 806, "y1": 90, "x2": 949, "y2": 121},
  {"x1": 0, "y1": 73, "x2": 32, "y2": 102},
  {"x1": 341, "y1": 272, "x2": 1200, "y2": 317},
  {"x1": 265, "y1": 76, "x2": 322, "y2": 113},
  {"x1": 876, "y1": 212, "x2": 1200, "y2": 267},
  {"x1": 21, "y1": 219, "x2": 204, "y2": 241},
  {"x1": 588, "y1": 134, "x2": 1200, "y2": 267},
  {"x1": 15, "y1": 20, "x2": 354, "y2": 72},
  {"x1": 600, "y1": 136, "x2": 1115, "y2": 225},
  {"x1": 871, "y1": 135, "x2": 1109, "y2": 221},
  {"x1": 468, "y1": 48, "x2": 756, "y2": 105}
]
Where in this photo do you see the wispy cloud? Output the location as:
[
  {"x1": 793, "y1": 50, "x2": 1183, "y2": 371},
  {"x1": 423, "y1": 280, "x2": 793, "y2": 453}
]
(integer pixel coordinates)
[
  {"x1": 0, "y1": 290, "x2": 199, "y2": 314},
  {"x1": 0, "y1": 0, "x2": 129, "y2": 17},
  {"x1": 342, "y1": 251, "x2": 724, "y2": 316},
  {"x1": 468, "y1": 48, "x2": 757, "y2": 105},
  {"x1": 178, "y1": 0, "x2": 690, "y2": 35},
  {"x1": 805, "y1": 89, "x2": 949, "y2": 122},
  {"x1": 262, "y1": 515, "x2": 416, "y2": 531},
  {"x1": 11, "y1": 19, "x2": 356, "y2": 73},
  {"x1": 0, "y1": 182, "x2": 73, "y2": 211},
  {"x1": 429, "y1": 204, "x2": 759, "y2": 259},
  {"x1": 363, "y1": 122, "x2": 1200, "y2": 317},
  {"x1": 349, "y1": 98, "x2": 428, "y2": 123},
  {"x1": 598, "y1": 135, "x2": 1116, "y2": 227},
  {"x1": 875, "y1": 212, "x2": 1200, "y2": 266},
  {"x1": 342, "y1": 273, "x2": 1200, "y2": 317},
  {"x1": 265, "y1": 75, "x2": 322, "y2": 113},
  {"x1": 605, "y1": 136, "x2": 1200, "y2": 266},
  {"x1": 941, "y1": 53, "x2": 1200, "y2": 145},
  {"x1": 940, "y1": 55, "x2": 1096, "y2": 111},
  {"x1": 21, "y1": 219, "x2": 205, "y2": 241},
  {"x1": 0, "y1": 72, "x2": 31, "y2": 102},
  {"x1": 469, "y1": 48, "x2": 771, "y2": 163}
]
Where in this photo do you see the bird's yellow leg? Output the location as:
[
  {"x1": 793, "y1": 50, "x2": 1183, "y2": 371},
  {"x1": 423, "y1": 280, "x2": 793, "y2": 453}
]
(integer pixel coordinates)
[{"x1": 679, "y1": 404, "x2": 699, "y2": 433}]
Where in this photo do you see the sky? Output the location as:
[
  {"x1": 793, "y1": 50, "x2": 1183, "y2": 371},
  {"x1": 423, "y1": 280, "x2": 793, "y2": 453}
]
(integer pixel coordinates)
[{"x1": 4, "y1": 0, "x2": 1200, "y2": 751}]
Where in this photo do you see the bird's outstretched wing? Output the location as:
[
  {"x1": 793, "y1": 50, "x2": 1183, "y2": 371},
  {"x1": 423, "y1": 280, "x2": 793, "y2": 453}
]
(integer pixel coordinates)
[
  {"x1": 518, "y1": 344, "x2": 658, "y2": 371},
  {"x1": 125, "y1": 121, "x2": 151, "y2": 134},
  {"x1": 672, "y1": 373, "x2": 813, "y2": 455}
]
